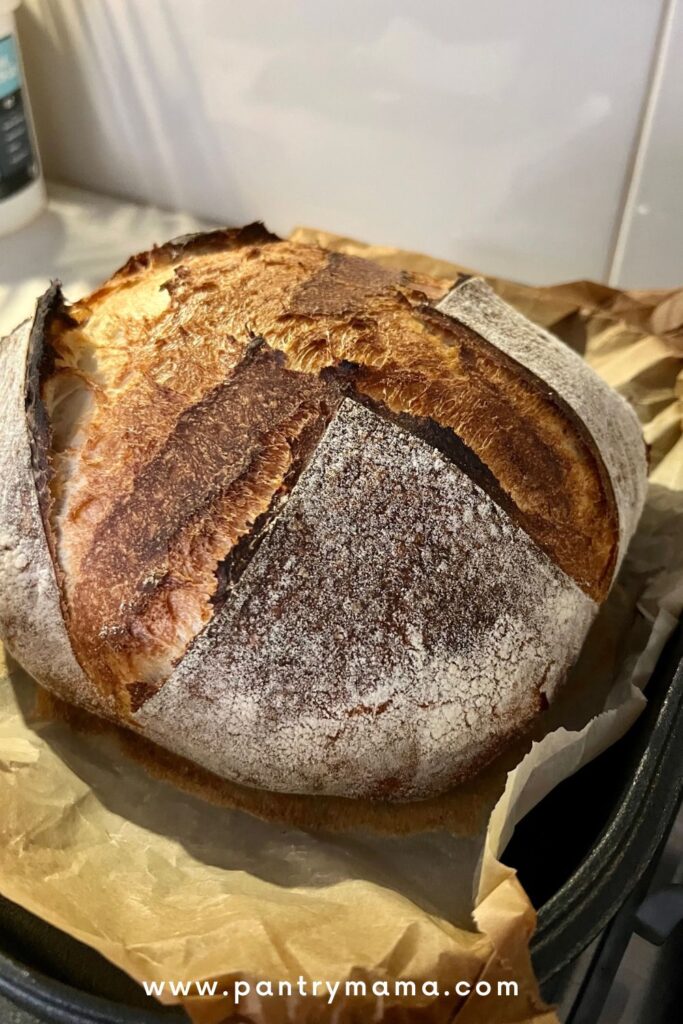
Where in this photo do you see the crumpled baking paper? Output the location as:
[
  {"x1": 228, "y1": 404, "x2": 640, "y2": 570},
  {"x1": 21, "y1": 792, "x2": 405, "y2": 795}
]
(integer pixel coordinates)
[{"x1": 0, "y1": 229, "x2": 682, "y2": 1024}]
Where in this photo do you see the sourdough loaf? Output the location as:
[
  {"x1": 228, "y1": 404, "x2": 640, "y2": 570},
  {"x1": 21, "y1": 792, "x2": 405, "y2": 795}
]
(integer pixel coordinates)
[{"x1": 0, "y1": 226, "x2": 648, "y2": 799}]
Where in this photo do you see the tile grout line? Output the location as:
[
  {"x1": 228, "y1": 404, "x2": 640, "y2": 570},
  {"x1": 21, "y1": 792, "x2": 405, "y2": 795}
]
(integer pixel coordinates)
[{"x1": 606, "y1": 0, "x2": 678, "y2": 287}]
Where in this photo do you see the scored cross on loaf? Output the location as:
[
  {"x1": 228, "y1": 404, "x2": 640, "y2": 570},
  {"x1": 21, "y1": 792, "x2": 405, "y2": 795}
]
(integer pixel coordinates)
[{"x1": 0, "y1": 226, "x2": 647, "y2": 799}]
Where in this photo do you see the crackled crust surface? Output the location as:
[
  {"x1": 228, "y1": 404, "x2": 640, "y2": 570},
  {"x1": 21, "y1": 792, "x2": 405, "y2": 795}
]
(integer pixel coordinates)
[{"x1": 0, "y1": 225, "x2": 648, "y2": 799}]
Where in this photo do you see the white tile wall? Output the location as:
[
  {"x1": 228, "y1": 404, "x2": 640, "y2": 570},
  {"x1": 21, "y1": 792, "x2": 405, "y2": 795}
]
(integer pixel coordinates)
[{"x1": 11, "y1": 0, "x2": 682, "y2": 287}]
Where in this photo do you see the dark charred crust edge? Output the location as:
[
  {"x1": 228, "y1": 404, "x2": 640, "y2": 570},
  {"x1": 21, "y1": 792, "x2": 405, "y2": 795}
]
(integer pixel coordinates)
[
  {"x1": 24, "y1": 282, "x2": 84, "y2": 637},
  {"x1": 210, "y1": 389, "x2": 344, "y2": 617},
  {"x1": 389, "y1": 408, "x2": 524, "y2": 524},
  {"x1": 25, "y1": 283, "x2": 66, "y2": 555},
  {"x1": 321, "y1": 360, "x2": 520, "y2": 522},
  {"x1": 210, "y1": 490, "x2": 287, "y2": 617},
  {"x1": 417, "y1": 302, "x2": 620, "y2": 598},
  {"x1": 112, "y1": 222, "x2": 282, "y2": 281}
]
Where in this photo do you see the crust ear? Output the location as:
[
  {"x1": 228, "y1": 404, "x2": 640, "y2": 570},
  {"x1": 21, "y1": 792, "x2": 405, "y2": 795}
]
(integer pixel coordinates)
[{"x1": 0, "y1": 305, "x2": 114, "y2": 717}]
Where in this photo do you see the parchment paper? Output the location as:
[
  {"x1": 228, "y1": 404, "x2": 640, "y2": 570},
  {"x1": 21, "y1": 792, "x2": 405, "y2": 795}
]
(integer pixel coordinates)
[{"x1": 1, "y1": 229, "x2": 682, "y2": 1023}]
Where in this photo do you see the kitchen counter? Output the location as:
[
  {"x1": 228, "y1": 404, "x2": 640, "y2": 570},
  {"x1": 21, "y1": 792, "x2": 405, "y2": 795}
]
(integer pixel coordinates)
[{"x1": 0, "y1": 182, "x2": 211, "y2": 337}]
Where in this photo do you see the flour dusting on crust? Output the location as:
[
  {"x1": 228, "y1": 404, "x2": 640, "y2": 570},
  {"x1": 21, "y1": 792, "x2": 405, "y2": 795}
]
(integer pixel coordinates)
[
  {"x1": 135, "y1": 401, "x2": 596, "y2": 799},
  {"x1": 437, "y1": 278, "x2": 647, "y2": 569}
]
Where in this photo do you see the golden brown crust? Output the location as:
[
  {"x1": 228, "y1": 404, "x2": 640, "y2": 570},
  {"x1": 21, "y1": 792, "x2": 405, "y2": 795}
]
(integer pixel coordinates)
[
  {"x1": 341, "y1": 306, "x2": 618, "y2": 599},
  {"x1": 112, "y1": 222, "x2": 280, "y2": 281},
  {"x1": 61, "y1": 341, "x2": 341, "y2": 708},
  {"x1": 35, "y1": 228, "x2": 618, "y2": 714}
]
